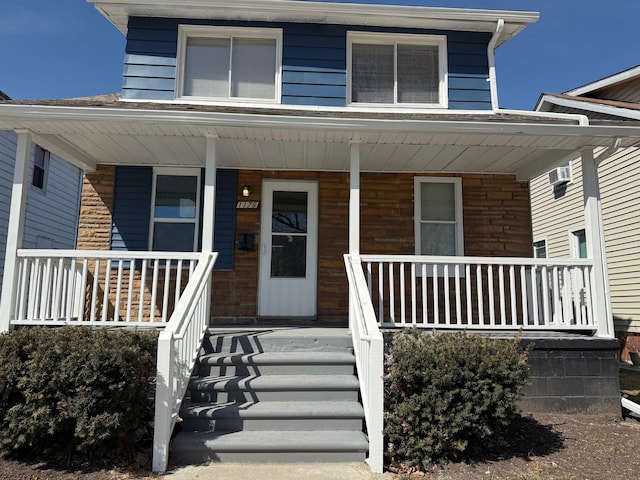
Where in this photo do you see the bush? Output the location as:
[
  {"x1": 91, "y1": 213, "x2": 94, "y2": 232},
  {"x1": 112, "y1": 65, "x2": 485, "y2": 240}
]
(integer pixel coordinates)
[
  {"x1": 384, "y1": 330, "x2": 530, "y2": 469},
  {"x1": 0, "y1": 327, "x2": 157, "y2": 463}
]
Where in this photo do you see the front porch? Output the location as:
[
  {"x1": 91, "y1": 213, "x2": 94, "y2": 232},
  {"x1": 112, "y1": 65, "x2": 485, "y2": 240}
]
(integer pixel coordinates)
[{"x1": 2, "y1": 101, "x2": 640, "y2": 473}]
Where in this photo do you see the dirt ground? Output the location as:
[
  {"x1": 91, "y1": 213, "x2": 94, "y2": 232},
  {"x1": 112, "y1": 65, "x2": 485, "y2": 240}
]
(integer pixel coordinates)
[{"x1": 0, "y1": 412, "x2": 639, "y2": 480}]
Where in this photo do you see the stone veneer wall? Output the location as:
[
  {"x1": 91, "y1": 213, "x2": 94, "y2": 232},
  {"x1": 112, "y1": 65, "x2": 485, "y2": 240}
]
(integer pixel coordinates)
[{"x1": 76, "y1": 168, "x2": 533, "y2": 324}]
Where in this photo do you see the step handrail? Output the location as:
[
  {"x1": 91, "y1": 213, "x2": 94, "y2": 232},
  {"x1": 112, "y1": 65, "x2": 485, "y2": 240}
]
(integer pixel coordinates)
[
  {"x1": 344, "y1": 254, "x2": 384, "y2": 473},
  {"x1": 152, "y1": 251, "x2": 217, "y2": 473}
]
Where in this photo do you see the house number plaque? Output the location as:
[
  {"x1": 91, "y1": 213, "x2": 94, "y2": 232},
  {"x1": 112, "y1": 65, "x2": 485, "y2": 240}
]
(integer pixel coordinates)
[{"x1": 236, "y1": 201, "x2": 260, "y2": 209}]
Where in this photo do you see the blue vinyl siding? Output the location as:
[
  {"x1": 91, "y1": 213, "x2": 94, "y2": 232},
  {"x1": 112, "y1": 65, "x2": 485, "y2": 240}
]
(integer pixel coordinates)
[
  {"x1": 212, "y1": 170, "x2": 237, "y2": 270},
  {"x1": 122, "y1": 17, "x2": 492, "y2": 109},
  {"x1": 110, "y1": 166, "x2": 153, "y2": 252},
  {"x1": 110, "y1": 166, "x2": 236, "y2": 270}
]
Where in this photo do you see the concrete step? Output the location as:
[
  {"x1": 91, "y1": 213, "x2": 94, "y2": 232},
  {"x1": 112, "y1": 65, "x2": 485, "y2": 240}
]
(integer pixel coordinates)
[
  {"x1": 202, "y1": 328, "x2": 353, "y2": 354},
  {"x1": 197, "y1": 351, "x2": 356, "y2": 376},
  {"x1": 170, "y1": 430, "x2": 369, "y2": 464},
  {"x1": 188, "y1": 374, "x2": 360, "y2": 403},
  {"x1": 180, "y1": 400, "x2": 364, "y2": 432}
]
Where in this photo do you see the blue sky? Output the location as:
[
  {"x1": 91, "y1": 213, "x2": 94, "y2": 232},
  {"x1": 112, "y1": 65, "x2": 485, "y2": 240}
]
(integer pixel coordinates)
[{"x1": 1, "y1": 0, "x2": 638, "y2": 110}]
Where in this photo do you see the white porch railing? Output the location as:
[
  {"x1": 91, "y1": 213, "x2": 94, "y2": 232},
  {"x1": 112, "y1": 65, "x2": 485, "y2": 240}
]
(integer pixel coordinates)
[
  {"x1": 359, "y1": 254, "x2": 596, "y2": 331},
  {"x1": 152, "y1": 252, "x2": 217, "y2": 473},
  {"x1": 11, "y1": 249, "x2": 202, "y2": 327},
  {"x1": 344, "y1": 254, "x2": 384, "y2": 474}
]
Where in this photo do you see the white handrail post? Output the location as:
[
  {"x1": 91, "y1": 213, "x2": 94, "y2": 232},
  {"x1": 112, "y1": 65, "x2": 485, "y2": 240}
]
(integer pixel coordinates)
[
  {"x1": 368, "y1": 333, "x2": 384, "y2": 473},
  {"x1": 0, "y1": 131, "x2": 32, "y2": 332},
  {"x1": 581, "y1": 148, "x2": 613, "y2": 337},
  {"x1": 202, "y1": 134, "x2": 218, "y2": 253},
  {"x1": 152, "y1": 331, "x2": 175, "y2": 473}
]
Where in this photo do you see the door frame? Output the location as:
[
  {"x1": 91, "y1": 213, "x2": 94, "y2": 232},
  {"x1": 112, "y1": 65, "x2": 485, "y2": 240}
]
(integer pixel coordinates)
[{"x1": 257, "y1": 179, "x2": 319, "y2": 318}]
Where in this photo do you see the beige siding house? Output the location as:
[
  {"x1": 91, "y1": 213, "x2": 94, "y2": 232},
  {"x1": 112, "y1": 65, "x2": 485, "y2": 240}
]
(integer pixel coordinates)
[{"x1": 531, "y1": 66, "x2": 640, "y2": 358}]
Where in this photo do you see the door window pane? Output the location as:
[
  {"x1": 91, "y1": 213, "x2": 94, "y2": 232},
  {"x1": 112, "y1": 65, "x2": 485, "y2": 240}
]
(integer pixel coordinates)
[
  {"x1": 271, "y1": 235, "x2": 307, "y2": 278},
  {"x1": 271, "y1": 191, "x2": 308, "y2": 234}
]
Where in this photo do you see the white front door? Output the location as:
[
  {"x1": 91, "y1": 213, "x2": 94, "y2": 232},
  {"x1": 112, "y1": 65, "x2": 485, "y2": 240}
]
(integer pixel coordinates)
[{"x1": 258, "y1": 180, "x2": 318, "y2": 317}]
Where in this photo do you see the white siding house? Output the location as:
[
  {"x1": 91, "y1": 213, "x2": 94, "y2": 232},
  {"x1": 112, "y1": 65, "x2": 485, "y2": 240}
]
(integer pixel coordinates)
[
  {"x1": 0, "y1": 92, "x2": 82, "y2": 288},
  {"x1": 531, "y1": 66, "x2": 640, "y2": 355}
]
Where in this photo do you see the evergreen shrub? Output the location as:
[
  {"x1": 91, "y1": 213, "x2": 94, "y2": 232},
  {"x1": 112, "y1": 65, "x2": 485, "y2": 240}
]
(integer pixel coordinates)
[
  {"x1": 0, "y1": 326, "x2": 157, "y2": 462},
  {"x1": 384, "y1": 329, "x2": 529, "y2": 469}
]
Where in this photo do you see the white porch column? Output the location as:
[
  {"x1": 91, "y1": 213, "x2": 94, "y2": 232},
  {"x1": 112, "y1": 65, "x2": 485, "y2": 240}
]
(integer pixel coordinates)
[
  {"x1": 201, "y1": 134, "x2": 218, "y2": 253},
  {"x1": 0, "y1": 130, "x2": 32, "y2": 332},
  {"x1": 349, "y1": 141, "x2": 361, "y2": 255},
  {"x1": 581, "y1": 148, "x2": 613, "y2": 337}
]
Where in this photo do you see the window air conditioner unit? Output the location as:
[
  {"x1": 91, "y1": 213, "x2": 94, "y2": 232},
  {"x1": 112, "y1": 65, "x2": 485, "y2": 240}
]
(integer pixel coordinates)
[{"x1": 548, "y1": 166, "x2": 571, "y2": 186}]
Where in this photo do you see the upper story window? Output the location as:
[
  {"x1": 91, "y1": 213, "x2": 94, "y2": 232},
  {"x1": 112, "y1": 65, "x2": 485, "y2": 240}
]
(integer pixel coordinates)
[
  {"x1": 32, "y1": 145, "x2": 49, "y2": 190},
  {"x1": 348, "y1": 32, "x2": 447, "y2": 108},
  {"x1": 176, "y1": 26, "x2": 282, "y2": 103},
  {"x1": 414, "y1": 177, "x2": 463, "y2": 257}
]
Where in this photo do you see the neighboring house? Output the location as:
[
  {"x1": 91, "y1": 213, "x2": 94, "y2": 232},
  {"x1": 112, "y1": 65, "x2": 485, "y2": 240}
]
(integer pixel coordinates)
[
  {"x1": 0, "y1": 90, "x2": 82, "y2": 289},
  {"x1": 531, "y1": 65, "x2": 640, "y2": 361},
  {"x1": 1, "y1": 0, "x2": 640, "y2": 473}
]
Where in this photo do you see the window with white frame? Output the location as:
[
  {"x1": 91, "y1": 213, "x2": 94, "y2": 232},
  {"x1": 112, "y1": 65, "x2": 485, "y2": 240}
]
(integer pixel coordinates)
[
  {"x1": 150, "y1": 168, "x2": 200, "y2": 252},
  {"x1": 32, "y1": 145, "x2": 49, "y2": 190},
  {"x1": 177, "y1": 26, "x2": 282, "y2": 102},
  {"x1": 533, "y1": 239, "x2": 547, "y2": 259},
  {"x1": 414, "y1": 177, "x2": 463, "y2": 256},
  {"x1": 348, "y1": 32, "x2": 447, "y2": 107},
  {"x1": 570, "y1": 228, "x2": 587, "y2": 259}
]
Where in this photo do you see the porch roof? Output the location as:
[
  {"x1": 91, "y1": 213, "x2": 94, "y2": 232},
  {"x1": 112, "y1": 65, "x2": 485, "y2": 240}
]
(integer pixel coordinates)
[{"x1": 1, "y1": 97, "x2": 640, "y2": 179}]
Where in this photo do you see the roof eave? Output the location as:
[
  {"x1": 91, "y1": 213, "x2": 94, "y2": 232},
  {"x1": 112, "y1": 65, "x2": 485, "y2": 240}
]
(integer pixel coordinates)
[{"x1": 90, "y1": 0, "x2": 538, "y2": 46}]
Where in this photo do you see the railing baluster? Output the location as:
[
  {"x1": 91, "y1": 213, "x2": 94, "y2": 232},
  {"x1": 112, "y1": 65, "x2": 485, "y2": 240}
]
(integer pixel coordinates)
[
  {"x1": 488, "y1": 265, "x2": 495, "y2": 326},
  {"x1": 572, "y1": 265, "x2": 583, "y2": 325},
  {"x1": 378, "y1": 262, "x2": 384, "y2": 324},
  {"x1": 499, "y1": 265, "x2": 506, "y2": 326},
  {"x1": 583, "y1": 265, "x2": 593, "y2": 326},
  {"x1": 101, "y1": 258, "x2": 112, "y2": 322},
  {"x1": 421, "y1": 263, "x2": 427, "y2": 324},
  {"x1": 432, "y1": 264, "x2": 438, "y2": 324},
  {"x1": 444, "y1": 264, "x2": 450, "y2": 325},
  {"x1": 42, "y1": 258, "x2": 52, "y2": 320},
  {"x1": 552, "y1": 266, "x2": 561, "y2": 324},
  {"x1": 90, "y1": 259, "x2": 100, "y2": 323},
  {"x1": 530, "y1": 266, "x2": 538, "y2": 326},
  {"x1": 454, "y1": 264, "x2": 461, "y2": 325},
  {"x1": 175, "y1": 260, "x2": 183, "y2": 308},
  {"x1": 400, "y1": 262, "x2": 406, "y2": 325},
  {"x1": 476, "y1": 264, "x2": 483, "y2": 325},
  {"x1": 388, "y1": 263, "x2": 395, "y2": 324},
  {"x1": 114, "y1": 259, "x2": 124, "y2": 322},
  {"x1": 562, "y1": 266, "x2": 571, "y2": 325},
  {"x1": 162, "y1": 259, "x2": 171, "y2": 323},
  {"x1": 411, "y1": 263, "x2": 416, "y2": 326},
  {"x1": 150, "y1": 259, "x2": 160, "y2": 323},
  {"x1": 78, "y1": 259, "x2": 88, "y2": 322},
  {"x1": 541, "y1": 265, "x2": 550, "y2": 325},
  {"x1": 126, "y1": 260, "x2": 135, "y2": 322},
  {"x1": 53, "y1": 258, "x2": 64, "y2": 320},
  {"x1": 139, "y1": 259, "x2": 148, "y2": 322},
  {"x1": 465, "y1": 263, "x2": 472, "y2": 325},
  {"x1": 17, "y1": 258, "x2": 28, "y2": 321},
  {"x1": 519, "y1": 266, "x2": 528, "y2": 325},
  {"x1": 66, "y1": 258, "x2": 76, "y2": 321},
  {"x1": 509, "y1": 265, "x2": 517, "y2": 326}
]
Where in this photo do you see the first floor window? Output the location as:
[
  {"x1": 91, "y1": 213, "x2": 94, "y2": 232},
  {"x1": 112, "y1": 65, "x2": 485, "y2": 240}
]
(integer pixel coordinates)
[
  {"x1": 150, "y1": 168, "x2": 200, "y2": 252},
  {"x1": 571, "y1": 228, "x2": 587, "y2": 259},
  {"x1": 414, "y1": 177, "x2": 463, "y2": 256},
  {"x1": 178, "y1": 26, "x2": 282, "y2": 102},
  {"x1": 32, "y1": 145, "x2": 49, "y2": 190},
  {"x1": 533, "y1": 239, "x2": 547, "y2": 259}
]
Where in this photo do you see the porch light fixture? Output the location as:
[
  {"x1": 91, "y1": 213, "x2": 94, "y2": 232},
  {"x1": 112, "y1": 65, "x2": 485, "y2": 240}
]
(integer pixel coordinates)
[{"x1": 241, "y1": 184, "x2": 252, "y2": 197}]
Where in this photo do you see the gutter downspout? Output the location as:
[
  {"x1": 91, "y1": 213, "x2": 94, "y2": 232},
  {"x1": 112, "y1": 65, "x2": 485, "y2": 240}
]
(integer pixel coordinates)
[
  {"x1": 595, "y1": 136, "x2": 622, "y2": 166},
  {"x1": 487, "y1": 18, "x2": 504, "y2": 110}
]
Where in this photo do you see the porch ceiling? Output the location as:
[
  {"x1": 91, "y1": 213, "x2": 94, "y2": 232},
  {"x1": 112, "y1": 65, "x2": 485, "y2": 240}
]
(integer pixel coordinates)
[{"x1": 1, "y1": 105, "x2": 640, "y2": 180}]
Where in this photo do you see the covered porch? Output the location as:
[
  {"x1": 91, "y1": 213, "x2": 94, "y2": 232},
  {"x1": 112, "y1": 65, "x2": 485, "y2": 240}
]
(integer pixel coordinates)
[{"x1": 1, "y1": 99, "x2": 640, "y2": 472}]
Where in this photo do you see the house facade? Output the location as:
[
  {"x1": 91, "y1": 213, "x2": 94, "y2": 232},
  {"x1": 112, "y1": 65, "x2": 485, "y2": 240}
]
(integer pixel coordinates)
[
  {"x1": 1, "y1": 0, "x2": 640, "y2": 473},
  {"x1": 531, "y1": 66, "x2": 640, "y2": 361},
  {"x1": 0, "y1": 92, "x2": 82, "y2": 289}
]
